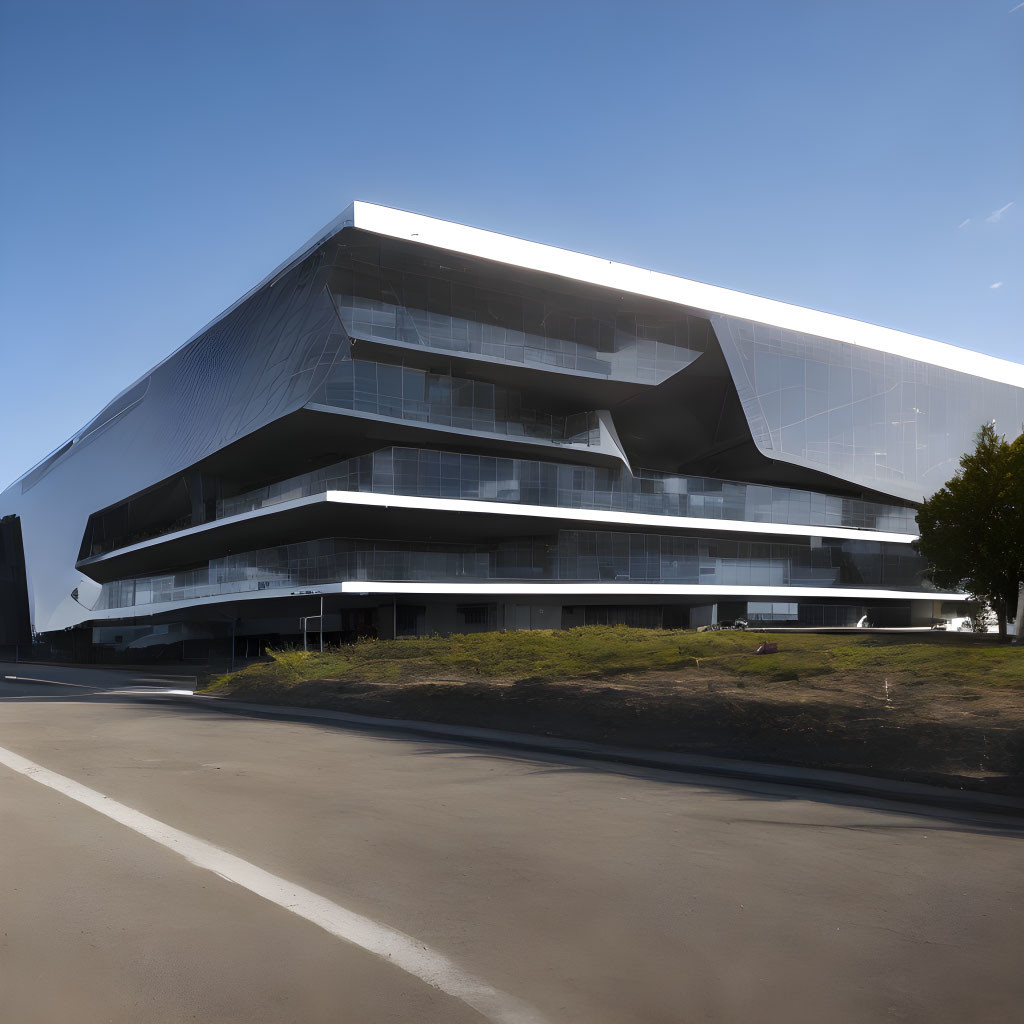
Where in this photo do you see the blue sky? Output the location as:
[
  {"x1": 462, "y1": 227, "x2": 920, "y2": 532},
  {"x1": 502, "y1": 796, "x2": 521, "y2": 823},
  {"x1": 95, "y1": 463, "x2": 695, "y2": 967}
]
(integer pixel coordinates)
[{"x1": 0, "y1": 0, "x2": 1020, "y2": 489}]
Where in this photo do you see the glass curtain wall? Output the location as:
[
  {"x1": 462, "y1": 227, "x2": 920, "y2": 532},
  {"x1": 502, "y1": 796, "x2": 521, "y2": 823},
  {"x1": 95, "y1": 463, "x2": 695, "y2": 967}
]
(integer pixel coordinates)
[
  {"x1": 312, "y1": 359, "x2": 598, "y2": 444},
  {"x1": 217, "y1": 447, "x2": 918, "y2": 534},
  {"x1": 713, "y1": 314, "x2": 1024, "y2": 500},
  {"x1": 327, "y1": 231, "x2": 712, "y2": 384},
  {"x1": 97, "y1": 530, "x2": 931, "y2": 611},
  {"x1": 331, "y1": 294, "x2": 705, "y2": 383}
]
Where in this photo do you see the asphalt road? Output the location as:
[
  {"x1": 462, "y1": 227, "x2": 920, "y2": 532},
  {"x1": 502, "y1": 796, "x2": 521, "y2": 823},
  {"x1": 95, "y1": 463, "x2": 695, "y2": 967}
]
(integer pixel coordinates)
[{"x1": 1, "y1": 664, "x2": 1022, "y2": 1024}]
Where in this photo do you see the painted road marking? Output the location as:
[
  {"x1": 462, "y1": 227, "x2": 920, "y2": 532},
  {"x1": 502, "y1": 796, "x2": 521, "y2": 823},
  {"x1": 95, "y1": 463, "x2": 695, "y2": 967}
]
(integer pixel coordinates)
[
  {"x1": 94, "y1": 687, "x2": 197, "y2": 696},
  {"x1": 2, "y1": 676, "x2": 193, "y2": 696},
  {"x1": 0, "y1": 743, "x2": 549, "y2": 1024},
  {"x1": 2, "y1": 675, "x2": 97, "y2": 689},
  {"x1": 114, "y1": 687, "x2": 196, "y2": 696},
  {"x1": 3, "y1": 671, "x2": 194, "y2": 696}
]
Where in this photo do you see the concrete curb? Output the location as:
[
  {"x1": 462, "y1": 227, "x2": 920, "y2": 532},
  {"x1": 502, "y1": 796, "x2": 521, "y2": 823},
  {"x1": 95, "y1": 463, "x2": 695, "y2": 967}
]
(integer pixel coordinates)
[{"x1": 187, "y1": 693, "x2": 1024, "y2": 819}]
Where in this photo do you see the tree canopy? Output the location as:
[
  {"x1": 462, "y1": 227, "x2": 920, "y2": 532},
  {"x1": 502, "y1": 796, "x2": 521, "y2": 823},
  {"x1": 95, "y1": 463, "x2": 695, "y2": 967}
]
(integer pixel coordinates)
[{"x1": 915, "y1": 424, "x2": 1024, "y2": 640}]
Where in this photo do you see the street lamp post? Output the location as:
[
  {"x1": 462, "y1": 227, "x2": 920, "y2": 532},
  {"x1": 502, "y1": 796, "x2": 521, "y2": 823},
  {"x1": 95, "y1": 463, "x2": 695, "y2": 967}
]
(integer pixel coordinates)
[{"x1": 300, "y1": 596, "x2": 325, "y2": 652}]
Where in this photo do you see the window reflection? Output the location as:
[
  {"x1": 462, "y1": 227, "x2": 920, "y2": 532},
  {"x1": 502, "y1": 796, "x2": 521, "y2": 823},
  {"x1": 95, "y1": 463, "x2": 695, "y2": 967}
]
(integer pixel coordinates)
[
  {"x1": 327, "y1": 238, "x2": 710, "y2": 386},
  {"x1": 312, "y1": 360, "x2": 599, "y2": 444},
  {"x1": 217, "y1": 446, "x2": 918, "y2": 535},
  {"x1": 714, "y1": 315, "x2": 1024, "y2": 500},
  {"x1": 97, "y1": 529, "x2": 931, "y2": 611}
]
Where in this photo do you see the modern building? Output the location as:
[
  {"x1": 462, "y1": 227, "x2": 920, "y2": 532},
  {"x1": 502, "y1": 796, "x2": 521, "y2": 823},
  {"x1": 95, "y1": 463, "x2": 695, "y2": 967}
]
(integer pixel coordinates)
[{"x1": 2, "y1": 203, "x2": 1023, "y2": 655}]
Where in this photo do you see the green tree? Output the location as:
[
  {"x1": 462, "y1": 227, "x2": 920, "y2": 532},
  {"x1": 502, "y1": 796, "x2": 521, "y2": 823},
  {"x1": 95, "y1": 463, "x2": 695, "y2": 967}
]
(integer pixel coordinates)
[{"x1": 915, "y1": 424, "x2": 1024, "y2": 641}]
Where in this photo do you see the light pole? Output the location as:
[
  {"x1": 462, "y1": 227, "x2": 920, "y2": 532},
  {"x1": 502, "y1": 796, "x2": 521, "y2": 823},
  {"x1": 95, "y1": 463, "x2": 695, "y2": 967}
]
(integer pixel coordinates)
[{"x1": 300, "y1": 596, "x2": 325, "y2": 652}]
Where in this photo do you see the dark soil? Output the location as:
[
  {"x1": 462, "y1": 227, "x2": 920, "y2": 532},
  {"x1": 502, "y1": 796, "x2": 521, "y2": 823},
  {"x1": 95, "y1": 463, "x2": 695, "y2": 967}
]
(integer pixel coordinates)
[{"x1": 212, "y1": 671, "x2": 1024, "y2": 796}]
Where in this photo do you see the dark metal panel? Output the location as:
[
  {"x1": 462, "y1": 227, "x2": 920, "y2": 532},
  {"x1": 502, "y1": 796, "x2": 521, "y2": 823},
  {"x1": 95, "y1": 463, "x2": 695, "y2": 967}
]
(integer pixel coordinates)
[{"x1": 0, "y1": 516, "x2": 32, "y2": 644}]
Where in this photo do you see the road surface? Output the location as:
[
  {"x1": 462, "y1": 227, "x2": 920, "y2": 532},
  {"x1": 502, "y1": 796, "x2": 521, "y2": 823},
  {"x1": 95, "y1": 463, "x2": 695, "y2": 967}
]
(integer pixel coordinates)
[{"x1": 1, "y1": 663, "x2": 1022, "y2": 1023}]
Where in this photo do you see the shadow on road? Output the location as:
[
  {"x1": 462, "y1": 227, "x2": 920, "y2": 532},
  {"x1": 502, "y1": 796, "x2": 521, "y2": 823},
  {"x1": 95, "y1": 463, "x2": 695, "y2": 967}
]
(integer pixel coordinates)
[{"x1": 4, "y1": 680, "x2": 1023, "y2": 837}]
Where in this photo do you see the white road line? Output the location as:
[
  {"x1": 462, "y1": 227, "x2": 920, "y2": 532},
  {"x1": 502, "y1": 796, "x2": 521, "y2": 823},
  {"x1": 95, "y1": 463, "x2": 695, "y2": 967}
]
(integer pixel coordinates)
[
  {"x1": 110, "y1": 687, "x2": 196, "y2": 696},
  {"x1": 0, "y1": 695, "x2": 93, "y2": 701},
  {"x1": 2, "y1": 675, "x2": 195, "y2": 697},
  {"x1": 0, "y1": 743, "x2": 548, "y2": 1024},
  {"x1": 88, "y1": 686, "x2": 197, "y2": 696},
  {"x1": 2, "y1": 674, "x2": 97, "y2": 689}
]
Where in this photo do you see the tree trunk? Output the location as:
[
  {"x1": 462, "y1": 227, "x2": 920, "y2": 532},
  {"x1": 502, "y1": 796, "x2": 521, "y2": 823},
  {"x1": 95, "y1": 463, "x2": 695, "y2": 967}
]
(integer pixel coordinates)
[{"x1": 996, "y1": 606, "x2": 1007, "y2": 641}]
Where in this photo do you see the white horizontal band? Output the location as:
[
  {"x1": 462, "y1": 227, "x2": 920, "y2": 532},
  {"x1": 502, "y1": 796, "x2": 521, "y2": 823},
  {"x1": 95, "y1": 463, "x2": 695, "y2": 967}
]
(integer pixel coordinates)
[
  {"x1": 88, "y1": 580, "x2": 961, "y2": 619},
  {"x1": 320, "y1": 490, "x2": 917, "y2": 544},
  {"x1": 81, "y1": 489, "x2": 917, "y2": 568},
  {"x1": 339, "y1": 582, "x2": 960, "y2": 601}
]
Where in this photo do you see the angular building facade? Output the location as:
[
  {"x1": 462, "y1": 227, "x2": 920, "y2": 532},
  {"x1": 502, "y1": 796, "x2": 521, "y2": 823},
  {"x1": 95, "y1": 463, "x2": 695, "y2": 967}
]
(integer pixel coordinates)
[{"x1": 2, "y1": 203, "x2": 1023, "y2": 653}]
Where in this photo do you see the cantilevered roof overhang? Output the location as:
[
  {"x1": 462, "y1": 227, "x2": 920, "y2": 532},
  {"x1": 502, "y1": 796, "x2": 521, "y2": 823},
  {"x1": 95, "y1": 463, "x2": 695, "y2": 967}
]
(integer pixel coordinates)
[
  {"x1": 35, "y1": 200, "x2": 1020, "y2": 502},
  {"x1": 344, "y1": 203, "x2": 1024, "y2": 388},
  {"x1": 121, "y1": 200, "x2": 1024, "y2": 405}
]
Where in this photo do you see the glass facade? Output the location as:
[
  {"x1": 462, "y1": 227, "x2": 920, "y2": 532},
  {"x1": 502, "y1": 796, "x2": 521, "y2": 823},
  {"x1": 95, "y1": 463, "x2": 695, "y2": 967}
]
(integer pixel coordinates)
[
  {"x1": 216, "y1": 446, "x2": 918, "y2": 534},
  {"x1": 327, "y1": 234, "x2": 712, "y2": 383},
  {"x1": 714, "y1": 314, "x2": 1024, "y2": 501},
  {"x1": 311, "y1": 359, "x2": 599, "y2": 445},
  {"x1": 16, "y1": 206, "x2": 1019, "y2": 641},
  {"x1": 96, "y1": 529, "x2": 931, "y2": 611},
  {"x1": 746, "y1": 601, "x2": 799, "y2": 623}
]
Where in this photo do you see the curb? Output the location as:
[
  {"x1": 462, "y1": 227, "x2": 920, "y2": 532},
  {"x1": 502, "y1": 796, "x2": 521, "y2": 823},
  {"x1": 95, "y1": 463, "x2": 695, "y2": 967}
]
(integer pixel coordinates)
[{"x1": 186, "y1": 693, "x2": 1024, "y2": 819}]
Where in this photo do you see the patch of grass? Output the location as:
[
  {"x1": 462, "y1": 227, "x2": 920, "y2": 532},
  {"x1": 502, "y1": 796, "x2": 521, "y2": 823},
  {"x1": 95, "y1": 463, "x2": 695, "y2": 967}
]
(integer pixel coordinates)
[
  {"x1": 193, "y1": 627, "x2": 1024, "y2": 794},
  {"x1": 200, "y1": 626, "x2": 1024, "y2": 694}
]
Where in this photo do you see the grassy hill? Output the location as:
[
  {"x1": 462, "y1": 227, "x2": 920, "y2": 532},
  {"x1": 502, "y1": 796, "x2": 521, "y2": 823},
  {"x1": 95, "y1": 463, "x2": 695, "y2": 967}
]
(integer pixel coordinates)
[
  {"x1": 204, "y1": 626, "x2": 1022, "y2": 691},
  {"x1": 200, "y1": 627, "x2": 1024, "y2": 794}
]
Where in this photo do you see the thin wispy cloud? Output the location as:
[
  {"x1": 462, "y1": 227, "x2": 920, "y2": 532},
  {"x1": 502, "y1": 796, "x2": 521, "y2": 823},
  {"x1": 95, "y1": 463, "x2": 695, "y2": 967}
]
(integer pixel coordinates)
[
  {"x1": 986, "y1": 201, "x2": 1014, "y2": 223},
  {"x1": 1010, "y1": 2, "x2": 1024, "y2": 13},
  {"x1": 957, "y1": 218, "x2": 971, "y2": 229},
  {"x1": 989, "y1": 281, "x2": 1004, "y2": 289}
]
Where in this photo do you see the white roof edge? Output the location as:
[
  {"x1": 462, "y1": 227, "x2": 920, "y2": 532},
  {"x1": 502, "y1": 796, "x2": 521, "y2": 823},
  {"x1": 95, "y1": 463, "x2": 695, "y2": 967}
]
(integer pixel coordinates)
[
  {"x1": 13, "y1": 198, "x2": 1015, "y2": 496},
  {"x1": 150, "y1": 204, "x2": 359, "y2": 368},
  {"x1": 60, "y1": 199, "x2": 1024, "y2": 423},
  {"x1": 3, "y1": 205, "x2": 362, "y2": 495},
  {"x1": 349, "y1": 201, "x2": 1024, "y2": 389}
]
